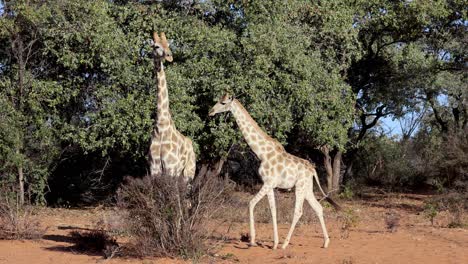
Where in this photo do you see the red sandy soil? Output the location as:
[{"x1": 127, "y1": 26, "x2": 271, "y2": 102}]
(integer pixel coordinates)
[{"x1": 1, "y1": 193, "x2": 467, "y2": 264}]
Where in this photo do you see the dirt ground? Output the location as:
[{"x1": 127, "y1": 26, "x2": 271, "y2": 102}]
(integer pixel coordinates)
[{"x1": 1, "y1": 192, "x2": 467, "y2": 264}]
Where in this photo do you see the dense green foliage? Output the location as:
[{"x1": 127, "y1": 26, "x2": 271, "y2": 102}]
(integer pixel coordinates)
[{"x1": 0, "y1": 0, "x2": 466, "y2": 204}]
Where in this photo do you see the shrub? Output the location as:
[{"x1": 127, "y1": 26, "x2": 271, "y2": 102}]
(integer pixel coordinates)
[
  {"x1": 413, "y1": 131, "x2": 468, "y2": 190},
  {"x1": 339, "y1": 183, "x2": 355, "y2": 200},
  {"x1": 423, "y1": 202, "x2": 438, "y2": 226},
  {"x1": 339, "y1": 209, "x2": 359, "y2": 239},
  {"x1": 0, "y1": 190, "x2": 45, "y2": 240},
  {"x1": 352, "y1": 135, "x2": 423, "y2": 190},
  {"x1": 430, "y1": 192, "x2": 467, "y2": 228},
  {"x1": 117, "y1": 172, "x2": 228, "y2": 259},
  {"x1": 384, "y1": 212, "x2": 400, "y2": 233}
]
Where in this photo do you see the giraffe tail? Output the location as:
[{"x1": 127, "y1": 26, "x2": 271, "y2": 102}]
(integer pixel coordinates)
[{"x1": 312, "y1": 170, "x2": 342, "y2": 211}]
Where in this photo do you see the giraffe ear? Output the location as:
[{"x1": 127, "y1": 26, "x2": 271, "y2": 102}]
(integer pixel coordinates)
[
  {"x1": 153, "y1": 32, "x2": 161, "y2": 44},
  {"x1": 160, "y1": 32, "x2": 170, "y2": 49},
  {"x1": 222, "y1": 92, "x2": 233, "y2": 102}
]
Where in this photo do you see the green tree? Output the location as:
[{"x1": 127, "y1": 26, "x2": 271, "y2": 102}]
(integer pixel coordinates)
[
  {"x1": 0, "y1": 0, "x2": 63, "y2": 204},
  {"x1": 209, "y1": 1, "x2": 357, "y2": 192},
  {"x1": 344, "y1": 0, "x2": 467, "y2": 181}
]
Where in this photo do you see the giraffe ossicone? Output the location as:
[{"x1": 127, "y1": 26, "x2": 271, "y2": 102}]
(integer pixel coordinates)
[
  {"x1": 148, "y1": 32, "x2": 195, "y2": 182},
  {"x1": 209, "y1": 93, "x2": 341, "y2": 249}
]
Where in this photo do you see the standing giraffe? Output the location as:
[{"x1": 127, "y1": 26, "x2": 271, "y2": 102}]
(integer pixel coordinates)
[
  {"x1": 209, "y1": 93, "x2": 341, "y2": 250},
  {"x1": 148, "y1": 32, "x2": 195, "y2": 182}
]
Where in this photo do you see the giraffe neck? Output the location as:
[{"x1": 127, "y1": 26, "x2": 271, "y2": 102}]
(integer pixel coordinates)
[
  {"x1": 156, "y1": 62, "x2": 173, "y2": 131},
  {"x1": 230, "y1": 99, "x2": 284, "y2": 160}
]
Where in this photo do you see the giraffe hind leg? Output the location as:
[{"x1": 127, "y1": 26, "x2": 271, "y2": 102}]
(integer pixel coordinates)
[
  {"x1": 305, "y1": 190, "x2": 330, "y2": 248},
  {"x1": 183, "y1": 149, "x2": 196, "y2": 182},
  {"x1": 281, "y1": 182, "x2": 305, "y2": 249}
]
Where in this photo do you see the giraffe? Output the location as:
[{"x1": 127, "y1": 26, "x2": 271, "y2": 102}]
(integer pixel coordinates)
[
  {"x1": 209, "y1": 93, "x2": 341, "y2": 250},
  {"x1": 148, "y1": 32, "x2": 195, "y2": 182}
]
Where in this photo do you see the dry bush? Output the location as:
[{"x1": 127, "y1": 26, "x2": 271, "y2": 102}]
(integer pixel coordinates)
[
  {"x1": 430, "y1": 192, "x2": 467, "y2": 228},
  {"x1": 94, "y1": 208, "x2": 129, "y2": 237},
  {"x1": 384, "y1": 212, "x2": 400, "y2": 233},
  {"x1": 0, "y1": 192, "x2": 45, "y2": 240},
  {"x1": 69, "y1": 230, "x2": 120, "y2": 258},
  {"x1": 423, "y1": 202, "x2": 439, "y2": 226},
  {"x1": 117, "y1": 172, "x2": 229, "y2": 259},
  {"x1": 339, "y1": 209, "x2": 359, "y2": 239}
]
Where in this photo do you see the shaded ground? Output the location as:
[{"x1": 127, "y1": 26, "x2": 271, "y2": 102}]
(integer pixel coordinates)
[{"x1": 1, "y1": 192, "x2": 467, "y2": 264}]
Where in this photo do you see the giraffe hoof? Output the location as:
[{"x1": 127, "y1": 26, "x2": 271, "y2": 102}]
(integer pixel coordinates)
[
  {"x1": 249, "y1": 242, "x2": 258, "y2": 247},
  {"x1": 272, "y1": 244, "x2": 278, "y2": 250},
  {"x1": 281, "y1": 244, "x2": 288, "y2": 250}
]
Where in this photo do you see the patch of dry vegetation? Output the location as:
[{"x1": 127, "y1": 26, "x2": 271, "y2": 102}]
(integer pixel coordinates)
[
  {"x1": 0, "y1": 192, "x2": 45, "y2": 240},
  {"x1": 429, "y1": 192, "x2": 468, "y2": 228},
  {"x1": 117, "y1": 172, "x2": 229, "y2": 259},
  {"x1": 384, "y1": 211, "x2": 400, "y2": 233},
  {"x1": 338, "y1": 209, "x2": 360, "y2": 239}
]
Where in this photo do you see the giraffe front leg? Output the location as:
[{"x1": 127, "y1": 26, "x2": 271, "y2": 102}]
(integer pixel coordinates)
[
  {"x1": 148, "y1": 134, "x2": 162, "y2": 176},
  {"x1": 249, "y1": 185, "x2": 269, "y2": 247},
  {"x1": 267, "y1": 189, "x2": 279, "y2": 249},
  {"x1": 150, "y1": 158, "x2": 162, "y2": 176}
]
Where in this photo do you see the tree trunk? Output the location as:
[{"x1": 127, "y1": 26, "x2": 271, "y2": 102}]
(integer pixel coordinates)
[
  {"x1": 332, "y1": 151, "x2": 342, "y2": 192},
  {"x1": 321, "y1": 146, "x2": 333, "y2": 192},
  {"x1": 14, "y1": 34, "x2": 26, "y2": 206},
  {"x1": 344, "y1": 160, "x2": 353, "y2": 184},
  {"x1": 320, "y1": 146, "x2": 343, "y2": 196},
  {"x1": 18, "y1": 164, "x2": 25, "y2": 206},
  {"x1": 16, "y1": 147, "x2": 25, "y2": 206},
  {"x1": 197, "y1": 159, "x2": 225, "y2": 178}
]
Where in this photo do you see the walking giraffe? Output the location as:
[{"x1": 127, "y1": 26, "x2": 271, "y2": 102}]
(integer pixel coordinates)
[
  {"x1": 148, "y1": 32, "x2": 195, "y2": 182},
  {"x1": 209, "y1": 93, "x2": 341, "y2": 249}
]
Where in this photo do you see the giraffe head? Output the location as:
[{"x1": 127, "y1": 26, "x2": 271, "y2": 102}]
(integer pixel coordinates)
[
  {"x1": 152, "y1": 32, "x2": 173, "y2": 62},
  {"x1": 209, "y1": 93, "x2": 234, "y2": 116}
]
